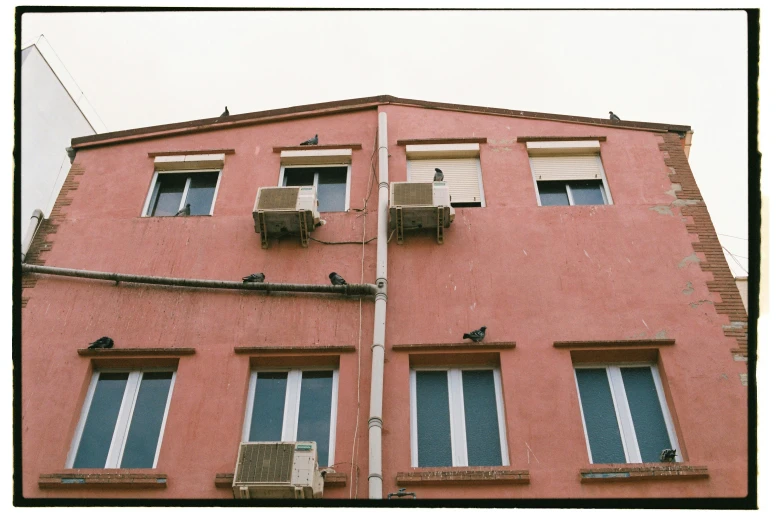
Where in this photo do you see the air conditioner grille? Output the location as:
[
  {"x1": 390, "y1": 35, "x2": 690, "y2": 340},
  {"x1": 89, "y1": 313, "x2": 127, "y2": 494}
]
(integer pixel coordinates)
[
  {"x1": 258, "y1": 188, "x2": 300, "y2": 210},
  {"x1": 394, "y1": 183, "x2": 433, "y2": 206},
  {"x1": 235, "y1": 443, "x2": 295, "y2": 484}
]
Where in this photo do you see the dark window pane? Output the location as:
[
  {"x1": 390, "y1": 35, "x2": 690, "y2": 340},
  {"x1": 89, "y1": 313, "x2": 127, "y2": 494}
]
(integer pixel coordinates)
[
  {"x1": 462, "y1": 370, "x2": 502, "y2": 466},
  {"x1": 575, "y1": 368, "x2": 626, "y2": 464},
  {"x1": 120, "y1": 372, "x2": 173, "y2": 468},
  {"x1": 317, "y1": 167, "x2": 348, "y2": 212},
  {"x1": 537, "y1": 181, "x2": 570, "y2": 206},
  {"x1": 73, "y1": 373, "x2": 129, "y2": 468},
  {"x1": 249, "y1": 372, "x2": 288, "y2": 442},
  {"x1": 149, "y1": 173, "x2": 188, "y2": 216},
  {"x1": 621, "y1": 367, "x2": 672, "y2": 463},
  {"x1": 185, "y1": 172, "x2": 219, "y2": 215},
  {"x1": 297, "y1": 371, "x2": 334, "y2": 466},
  {"x1": 284, "y1": 168, "x2": 316, "y2": 187},
  {"x1": 569, "y1": 180, "x2": 605, "y2": 205},
  {"x1": 415, "y1": 371, "x2": 452, "y2": 467}
]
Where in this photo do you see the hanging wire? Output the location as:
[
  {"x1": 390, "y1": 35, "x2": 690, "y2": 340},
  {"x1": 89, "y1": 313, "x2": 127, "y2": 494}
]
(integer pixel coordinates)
[
  {"x1": 722, "y1": 245, "x2": 748, "y2": 274},
  {"x1": 717, "y1": 232, "x2": 748, "y2": 241}
]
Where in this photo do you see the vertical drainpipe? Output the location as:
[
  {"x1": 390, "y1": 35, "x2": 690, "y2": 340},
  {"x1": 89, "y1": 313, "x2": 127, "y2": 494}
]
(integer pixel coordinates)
[{"x1": 368, "y1": 111, "x2": 389, "y2": 499}]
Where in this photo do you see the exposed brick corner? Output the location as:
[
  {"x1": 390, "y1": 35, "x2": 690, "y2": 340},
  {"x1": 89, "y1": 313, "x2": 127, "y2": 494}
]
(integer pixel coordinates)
[
  {"x1": 656, "y1": 133, "x2": 748, "y2": 358},
  {"x1": 39, "y1": 471, "x2": 168, "y2": 489}
]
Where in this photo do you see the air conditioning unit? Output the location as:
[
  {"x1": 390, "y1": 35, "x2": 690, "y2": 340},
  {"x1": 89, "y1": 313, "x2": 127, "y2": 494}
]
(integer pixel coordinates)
[
  {"x1": 252, "y1": 186, "x2": 322, "y2": 248},
  {"x1": 389, "y1": 182, "x2": 455, "y2": 244},
  {"x1": 233, "y1": 442, "x2": 324, "y2": 499}
]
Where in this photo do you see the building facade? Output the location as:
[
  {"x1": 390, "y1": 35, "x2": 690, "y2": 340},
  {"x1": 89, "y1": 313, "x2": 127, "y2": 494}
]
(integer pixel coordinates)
[{"x1": 20, "y1": 96, "x2": 749, "y2": 501}]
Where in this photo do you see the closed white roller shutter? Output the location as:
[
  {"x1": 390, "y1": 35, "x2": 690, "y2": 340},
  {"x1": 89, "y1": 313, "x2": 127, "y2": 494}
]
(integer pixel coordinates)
[
  {"x1": 407, "y1": 158, "x2": 483, "y2": 205},
  {"x1": 529, "y1": 154, "x2": 603, "y2": 181}
]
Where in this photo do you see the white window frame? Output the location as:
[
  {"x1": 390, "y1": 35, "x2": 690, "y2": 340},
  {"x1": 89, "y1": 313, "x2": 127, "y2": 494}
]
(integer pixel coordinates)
[
  {"x1": 142, "y1": 169, "x2": 223, "y2": 217},
  {"x1": 573, "y1": 362, "x2": 681, "y2": 464},
  {"x1": 534, "y1": 178, "x2": 612, "y2": 207},
  {"x1": 278, "y1": 164, "x2": 351, "y2": 213},
  {"x1": 409, "y1": 367, "x2": 509, "y2": 467},
  {"x1": 242, "y1": 368, "x2": 339, "y2": 466},
  {"x1": 66, "y1": 368, "x2": 177, "y2": 469}
]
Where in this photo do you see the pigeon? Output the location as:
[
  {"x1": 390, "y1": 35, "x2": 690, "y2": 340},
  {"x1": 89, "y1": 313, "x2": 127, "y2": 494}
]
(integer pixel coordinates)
[
  {"x1": 329, "y1": 272, "x2": 347, "y2": 285},
  {"x1": 463, "y1": 326, "x2": 487, "y2": 342},
  {"x1": 221, "y1": 106, "x2": 229, "y2": 117},
  {"x1": 609, "y1": 111, "x2": 621, "y2": 121},
  {"x1": 300, "y1": 134, "x2": 318, "y2": 146},
  {"x1": 242, "y1": 273, "x2": 265, "y2": 283},
  {"x1": 659, "y1": 449, "x2": 677, "y2": 462},
  {"x1": 88, "y1": 336, "x2": 114, "y2": 349},
  {"x1": 434, "y1": 168, "x2": 444, "y2": 182},
  {"x1": 174, "y1": 203, "x2": 191, "y2": 216}
]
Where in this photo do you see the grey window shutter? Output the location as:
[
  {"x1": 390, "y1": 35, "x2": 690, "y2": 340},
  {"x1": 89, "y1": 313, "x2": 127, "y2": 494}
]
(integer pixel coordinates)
[{"x1": 407, "y1": 158, "x2": 482, "y2": 205}]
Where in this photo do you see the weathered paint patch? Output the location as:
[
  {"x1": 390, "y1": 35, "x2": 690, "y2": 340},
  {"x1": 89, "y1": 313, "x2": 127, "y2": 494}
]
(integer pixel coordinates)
[
  {"x1": 733, "y1": 354, "x2": 748, "y2": 362},
  {"x1": 689, "y1": 299, "x2": 714, "y2": 309},
  {"x1": 739, "y1": 373, "x2": 748, "y2": 386},
  {"x1": 672, "y1": 199, "x2": 701, "y2": 207},
  {"x1": 723, "y1": 321, "x2": 748, "y2": 329},
  {"x1": 665, "y1": 183, "x2": 683, "y2": 197},
  {"x1": 654, "y1": 330, "x2": 668, "y2": 339},
  {"x1": 678, "y1": 253, "x2": 701, "y2": 268},
  {"x1": 650, "y1": 205, "x2": 673, "y2": 216},
  {"x1": 682, "y1": 282, "x2": 694, "y2": 295}
]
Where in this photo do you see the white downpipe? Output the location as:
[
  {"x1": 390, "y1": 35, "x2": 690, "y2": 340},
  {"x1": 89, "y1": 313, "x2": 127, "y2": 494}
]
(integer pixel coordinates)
[
  {"x1": 368, "y1": 111, "x2": 389, "y2": 499},
  {"x1": 21, "y1": 209, "x2": 44, "y2": 262}
]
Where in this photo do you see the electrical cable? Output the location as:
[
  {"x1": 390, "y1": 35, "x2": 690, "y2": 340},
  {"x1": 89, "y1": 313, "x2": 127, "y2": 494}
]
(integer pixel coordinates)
[{"x1": 722, "y1": 245, "x2": 748, "y2": 274}]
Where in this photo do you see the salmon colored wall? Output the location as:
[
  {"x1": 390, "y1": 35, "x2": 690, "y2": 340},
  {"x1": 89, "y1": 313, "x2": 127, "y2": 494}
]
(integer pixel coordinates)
[{"x1": 22, "y1": 105, "x2": 747, "y2": 500}]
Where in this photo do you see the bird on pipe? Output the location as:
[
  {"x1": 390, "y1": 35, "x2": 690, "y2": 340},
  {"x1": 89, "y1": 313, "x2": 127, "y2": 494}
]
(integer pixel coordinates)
[
  {"x1": 88, "y1": 337, "x2": 114, "y2": 349},
  {"x1": 174, "y1": 203, "x2": 191, "y2": 216},
  {"x1": 242, "y1": 273, "x2": 265, "y2": 283},
  {"x1": 463, "y1": 326, "x2": 487, "y2": 342},
  {"x1": 329, "y1": 272, "x2": 347, "y2": 285},
  {"x1": 609, "y1": 111, "x2": 620, "y2": 121},
  {"x1": 221, "y1": 106, "x2": 229, "y2": 117},
  {"x1": 434, "y1": 168, "x2": 444, "y2": 182},
  {"x1": 300, "y1": 134, "x2": 318, "y2": 146}
]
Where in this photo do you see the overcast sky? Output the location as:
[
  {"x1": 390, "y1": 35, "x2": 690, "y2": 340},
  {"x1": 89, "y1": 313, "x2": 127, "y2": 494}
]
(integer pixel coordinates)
[{"x1": 19, "y1": 9, "x2": 749, "y2": 275}]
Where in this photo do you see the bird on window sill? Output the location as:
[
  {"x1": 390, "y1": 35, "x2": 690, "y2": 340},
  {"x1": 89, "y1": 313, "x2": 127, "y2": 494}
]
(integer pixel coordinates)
[
  {"x1": 463, "y1": 326, "x2": 487, "y2": 342},
  {"x1": 659, "y1": 449, "x2": 677, "y2": 462},
  {"x1": 87, "y1": 336, "x2": 114, "y2": 349},
  {"x1": 174, "y1": 203, "x2": 191, "y2": 216}
]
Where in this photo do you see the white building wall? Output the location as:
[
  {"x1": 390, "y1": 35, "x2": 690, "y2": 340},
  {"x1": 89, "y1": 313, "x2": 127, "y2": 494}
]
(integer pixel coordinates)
[{"x1": 21, "y1": 45, "x2": 95, "y2": 241}]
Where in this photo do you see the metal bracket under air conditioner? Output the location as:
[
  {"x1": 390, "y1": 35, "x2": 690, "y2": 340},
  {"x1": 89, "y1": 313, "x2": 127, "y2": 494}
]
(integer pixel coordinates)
[{"x1": 299, "y1": 210, "x2": 309, "y2": 248}]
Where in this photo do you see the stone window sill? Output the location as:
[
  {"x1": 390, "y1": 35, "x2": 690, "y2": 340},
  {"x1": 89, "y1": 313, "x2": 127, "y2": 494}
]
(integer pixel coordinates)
[
  {"x1": 215, "y1": 471, "x2": 347, "y2": 488},
  {"x1": 396, "y1": 468, "x2": 530, "y2": 486},
  {"x1": 39, "y1": 472, "x2": 167, "y2": 489},
  {"x1": 579, "y1": 464, "x2": 709, "y2": 483}
]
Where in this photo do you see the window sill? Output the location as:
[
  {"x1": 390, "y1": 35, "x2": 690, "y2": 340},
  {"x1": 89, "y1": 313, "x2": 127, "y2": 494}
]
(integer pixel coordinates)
[
  {"x1": 392, "y1": 341, "x2": 516, "y2": 351},
  {"x1": 39, "y1": 472, "x2": 168, "y2": 489},
  {"x1": 214, "y1": 471, "x2": 346, "y2": 488},
  {"x1": 78, "y1": 347, "x2": 196, "y2": 357},
  {"x1": 579, "y1": 464, "x2": 709, "y2": 483},
  {"x1": 396, "y1": 468, "x2": 530, "y2": 486}
]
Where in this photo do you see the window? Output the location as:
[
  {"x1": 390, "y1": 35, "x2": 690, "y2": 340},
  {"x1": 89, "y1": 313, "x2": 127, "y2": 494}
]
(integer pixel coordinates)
[
  {"x1": 527, "y1": 140, "x2": 613, "y2": 206},
  {"x1": 243, "y1": 369, "x2": 338, "y2": 467},
  {"x1": 410, "y1": 368, "x2": 508, "y2": 467},
  {"x1": 574, "y1": 364, "x2": 680, "y2": 464},
  {"x1": 281, "y1": 166, "x2": 350, "y2": 213},
  {"x1": 144, "y1": 170, "x2": 220, "y2": 216},
  {"x1": 67, "y1": 370, "x2": 176, "y2": 468},
  {"x1": 406, "y1": 144, "x2": 485, "y2": 207}
]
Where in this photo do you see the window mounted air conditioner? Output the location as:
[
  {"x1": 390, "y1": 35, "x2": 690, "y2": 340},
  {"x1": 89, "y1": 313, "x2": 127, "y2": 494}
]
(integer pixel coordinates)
[
  {"x1": 232, "y1": 442, "x2": 324, "y2": 499},
  {"x1": 389, "y1": 181, "x2": 455, "y2": 244},
  {"x1": 252, "y1": 186, "x2": 322, "y2": 248}
]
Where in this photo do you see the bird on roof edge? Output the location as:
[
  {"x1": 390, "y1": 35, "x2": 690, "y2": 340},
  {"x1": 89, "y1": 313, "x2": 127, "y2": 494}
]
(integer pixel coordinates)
[
  {"x1": 242, "y1": 273, "x2": 265, "y2": 283},
  {"x1": 88, "y1": 336, "x2": 114, "y2": 349},
  {"x1": 300, "y1": 134, "x2": 318, "y2": 146},
  {"x1": 329, "y1": 272, "x2": 347, "y2": 285},
  {"x1": 434, "y1": 168, "x2": 444, "y2": 182},
  {"x1": 609, "y1": 111, "x2": 620, "y2": 121},
  {"x1": 221, "y1": 106, "x2": 229, "y2": 117},
  {"x1": 463, "y1": 326, "x2": 487, "y2": 342},
  {"x1": 174, "y1": 203, "x2": 191, "y2": 216}
]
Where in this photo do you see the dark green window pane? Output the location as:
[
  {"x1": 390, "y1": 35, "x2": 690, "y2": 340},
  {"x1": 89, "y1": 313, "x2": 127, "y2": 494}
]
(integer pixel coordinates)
[
  {"x1": 538, "y1": 181, "x2": 570, "y2": 206},
  {"x1": 575, "y1": 369, "x2": 626, "y2": 464},
  {"x1": 73, "y1": 373, "x2": 129, "y2": 468},
  {"x1": 569, "y1": 180, "x2": 605, "y2": 205},
  {"x1": 462, "y1": 370, "x2": 502, "y2": 466},
  {"x1": 185, "y1": 172, "x2": 219, "y2": 215},
  {"x1": 621, "y1": 367, "x2": 672, "y2": 463},
  {"x1": 297, "y1": 371, "x2": 334, "y2": 466},
  {"x1": 249, "y1": 372, "x2": 288, "y2": 442},
  {"x1": 415, "y1": 371, "x2": 452, "y2": 467},
  {"x1": 316, "y1": 167, "x2": 348, "y2": 212},
  {"x1": 284, "y1": 168, "x2": 316, "y2": 187},
  {"x1": 120, "y1": 372, "x2": 173, "y2": 468},
  {"x1": 149, "y1": 173, "x2": 188, "y2": 216}
]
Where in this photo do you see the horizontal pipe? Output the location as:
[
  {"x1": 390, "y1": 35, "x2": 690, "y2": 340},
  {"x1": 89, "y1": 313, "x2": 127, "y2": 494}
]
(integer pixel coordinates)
[
  {"x1": 21, "y1": 264, "x2": 378, "y2": 296},
  {"x1": 21, "y1": 209, "x2": 45, "y2": 262}
]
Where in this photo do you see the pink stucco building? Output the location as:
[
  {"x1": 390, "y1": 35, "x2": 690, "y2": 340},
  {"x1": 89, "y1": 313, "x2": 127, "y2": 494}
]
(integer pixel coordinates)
[{"x1": 20, "y1": 96, "x2": 750, "y2": 503}]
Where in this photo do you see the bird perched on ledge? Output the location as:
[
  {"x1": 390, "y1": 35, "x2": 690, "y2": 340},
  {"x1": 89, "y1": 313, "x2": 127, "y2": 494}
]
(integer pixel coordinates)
[
  {"x1": 221, "y1": 106, "x2": 229, "y2": 117},
  {"x1": 659, "y1": 449, "x2": 677, "y2": 462},
  {"x1": 300, "y1": 134, "x2": 318, "y2": 146},
  {"x1": 434, "y1": 168, "x2": 444, "y2": 182},
  {"x1": 242, "y1": 273, "x2": 265, "y2": 283},
  {"x1": 463, "y1": 326, "x2": 487, "y2": 342},
  {"x1": 329, "y1": 272, "x2": 347, "y2": 285},
  {"x1": 609, "y1": 111, "x2": 621, "y2": 121},
  {"x1": 174, "y1": 203, "x2": 191, "y2": 216},
  {"x1": 88, "y1": 337, "x2": 114, "y2": 349}
]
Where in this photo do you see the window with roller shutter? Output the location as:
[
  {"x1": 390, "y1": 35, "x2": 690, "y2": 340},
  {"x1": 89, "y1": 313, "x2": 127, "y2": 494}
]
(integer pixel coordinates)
[
  {"x1": 405, "y1": 143, "x2": 485, "y2": 207},
  {"x1": 527, "y1": 141, "x2": 613, "y2": 206}
]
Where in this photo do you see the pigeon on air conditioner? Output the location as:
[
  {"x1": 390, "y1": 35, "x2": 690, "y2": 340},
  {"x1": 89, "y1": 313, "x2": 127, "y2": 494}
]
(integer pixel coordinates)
[
  {"x1": 300, "y1": 134, "x2": 318, "y2": 146},
  {"x1": 463, "y1": 326, "x2": 487, "y2": 342},
  {"x1": 434, "y1": 168, "x2": 444, "y2": 182},
  {"x1": 659, "y1": 449, "x2": 677, "y2": 462},
  {"x1": 174, "y1": 203, "x2": 191, "y2": 216},
  {"x1": 242, "y1": 273, "x2": 265, "y2": 283},
  {"x1": 221, "y1": 106, "x2": 229, "y2": 117},
  {"x1": 609, "y1": 111, "x2": 621, "y2": 121},
  {"x1": 329, "y1": 272, "x2": 347, "y2": 285},
  {"x1": 88, "y1": 337, "x2": 114, "y2": 349}
]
